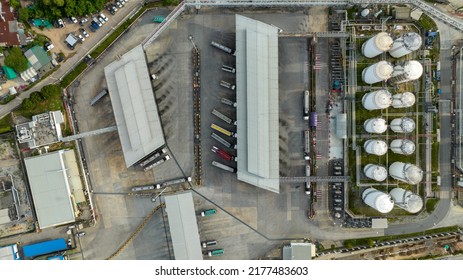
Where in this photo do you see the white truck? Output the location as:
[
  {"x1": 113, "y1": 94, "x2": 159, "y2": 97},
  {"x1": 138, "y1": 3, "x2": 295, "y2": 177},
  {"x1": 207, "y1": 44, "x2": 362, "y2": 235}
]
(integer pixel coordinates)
[
  {"x1": 220, "y1": 97, "x2": 237, "y2": 107},
  {"x1": 211, "y1": 133, "x2": 236, "y2": 149},
  {"x1": 139, "y1": 148, "x2": 168, "y2": 168},
  {"x1": 221, "y1": 65, "x2": 236, "y2": 73},
  {"x1": 220, "y1": 80, "x2": 236, "y2": 91},
  {"x1": 155, "y1": 177, "x2": 192, "y2": 189},
  {"x1": 212, "y1": 161, "x2": 235, "y2": 173},
  {"x1": 212, "y1": 109, "x2": 236, "y2": 125},
  {"x1": 211, "y1": 41, "x2": 236, "y2": 56},
  {"x1": 144, "y1": 155, "x2": 170, "y2": 172}
]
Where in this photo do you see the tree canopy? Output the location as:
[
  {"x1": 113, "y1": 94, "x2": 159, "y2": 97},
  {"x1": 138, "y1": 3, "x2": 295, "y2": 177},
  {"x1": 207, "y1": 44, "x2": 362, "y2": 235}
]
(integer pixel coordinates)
[
  {"x1": 4, "y1": 47, "x2": 28, "y2": 73},
  {"x1": 31, "y1": 0, "x2": 108, "y2": 20}
]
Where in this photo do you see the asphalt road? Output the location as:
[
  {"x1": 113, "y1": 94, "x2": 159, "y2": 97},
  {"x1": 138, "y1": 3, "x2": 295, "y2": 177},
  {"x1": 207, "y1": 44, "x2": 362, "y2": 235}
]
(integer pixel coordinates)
[{"x1": 0, "y1": 0, "x2": 145, "y2": 120}]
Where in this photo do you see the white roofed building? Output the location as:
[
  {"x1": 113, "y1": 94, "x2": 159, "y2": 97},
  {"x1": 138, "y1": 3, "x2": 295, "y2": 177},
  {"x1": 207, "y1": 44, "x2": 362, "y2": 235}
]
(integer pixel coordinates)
[
  {"x1": 104, "y1": 45, "x2": 166, "y2": 167},
  {"x1": 235, "y1": 15, "x2": 280, "y2": 193}
]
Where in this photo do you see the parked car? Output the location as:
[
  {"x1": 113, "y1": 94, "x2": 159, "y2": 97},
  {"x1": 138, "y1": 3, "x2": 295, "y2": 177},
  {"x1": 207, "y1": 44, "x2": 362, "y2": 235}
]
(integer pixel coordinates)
[
  {"x1": 80, "y1": 28, "x2": 89, "y2": 37},
  {"x1": 80, "y1": 18, "x2": 88, "y2": 25},
  {"x1": 116, "y1": 1, "x2": 123, "y2": 8},
  {"x1": 100, "y1": 13, "x2": 108, "y2": 22},
  {"x1": 58, "y1": 18, "x2": 65, "y2": 28},
  {"x1": 70, "y1": 16, "x2": 78, "y2": 23},
  {"x1": 44, "y1": 42, "x2": 54, "y2": 51},
  {"x1": 78, "y1": 34, "x2": 85, "y2": 42},
  {"x1": 76, "y1": 232, "x2": 86, "y2": 237},
  {"x1": 93, "y1": 17, "x2": 102, "y2": 26},
  {"x1": 97, "y1": 15, "x2": 106, "y2": 24}
]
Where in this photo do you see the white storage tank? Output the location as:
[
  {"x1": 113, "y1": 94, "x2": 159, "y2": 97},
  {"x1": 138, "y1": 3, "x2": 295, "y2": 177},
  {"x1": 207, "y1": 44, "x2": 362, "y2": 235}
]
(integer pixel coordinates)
[
  {"x1": 362, "y1": 89, "x2": 392, "y2": 110},
  {"x1": 362, "y1": 187, "x2": 394, "y2": 213},
  {"x1": 361, "y1": 9, "x2": 370, "y2": 17},
  {"x1": 390, "y1": 117, "x2": 415, "y2": 133},
  {"x1": 389, "y1": 187, "x2": 423, "y2": 214},
  {"x1": 364, "y1": 140, "x2": 388, "y2": 156},
  {"x1": 389, "y1": 32, "x2": 422, "y2": 58},
  {"x1": 389, "y1": 162, "x2": 423, "y2": 184},
  {"x1": 361, "y1": 32, "x2": 393, "y2": 58},
  {"x1": 364, "y1": 118, "x2": 388, "y2": 134},
  {"x1": 390, "y1": 60, "x2": 423, "y2": 84},
  {"x1": 362, "y1": 61, "x2": 394, "y2": 84},
  {"x1": 390, "y1": 139, "x2": 415, "y2": 155},
  {"x1": 391, "y1": 92, "x2": 415, "y2": 108},
  {"x1": 364, "y1": 164, "x2": 388, "y2": 182}
]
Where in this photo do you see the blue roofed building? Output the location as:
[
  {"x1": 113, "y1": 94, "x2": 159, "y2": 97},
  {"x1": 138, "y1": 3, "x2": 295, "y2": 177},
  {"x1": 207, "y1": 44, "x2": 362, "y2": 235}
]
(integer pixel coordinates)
[{"x1": 22, "y1": 238, "x2": 68, "y2": 259}]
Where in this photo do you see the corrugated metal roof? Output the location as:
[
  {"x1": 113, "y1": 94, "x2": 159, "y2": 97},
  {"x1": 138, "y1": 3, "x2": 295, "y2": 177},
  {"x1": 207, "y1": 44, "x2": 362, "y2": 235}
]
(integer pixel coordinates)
[
  {"x1": 104, "y1": 44, "x2": 165, "y2": 167},
  {"x1": 23, "y1": 239, "x2": 68, "y2": 259},
  {"x1": 24, "y1": 150, "x2": 75, "y2": 229},
  {"x1": 336, "y1": 113, "x2": 347, "y2": 139},
  {"x1": 283, "y1": 243, "x2": 315, "y2": 260},
  {"x1": 236, "y1": 14, "x2": 280, "y2": 193},
  {"x1": 164, "y1": 192, "x2": 203, "y2": 260},
  {"x1": 0, "y1": 244, "x2": 19, "y2": 260}
]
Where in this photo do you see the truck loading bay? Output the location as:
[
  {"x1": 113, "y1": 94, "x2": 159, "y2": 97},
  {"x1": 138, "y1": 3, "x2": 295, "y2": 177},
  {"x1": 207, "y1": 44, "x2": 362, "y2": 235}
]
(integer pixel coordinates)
[{"x1": 69, "y1": 6, "x2": 376, "y2": 260}]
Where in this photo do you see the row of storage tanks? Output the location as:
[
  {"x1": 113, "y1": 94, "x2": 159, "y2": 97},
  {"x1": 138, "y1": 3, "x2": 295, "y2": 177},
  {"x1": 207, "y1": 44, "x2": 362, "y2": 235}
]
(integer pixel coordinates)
[
  {"x1": 361, "y1": 32, "x2": 423, "y2": 84},
  {"x1": 360, "y1": 33, "x2": 424, "y2": 214}
]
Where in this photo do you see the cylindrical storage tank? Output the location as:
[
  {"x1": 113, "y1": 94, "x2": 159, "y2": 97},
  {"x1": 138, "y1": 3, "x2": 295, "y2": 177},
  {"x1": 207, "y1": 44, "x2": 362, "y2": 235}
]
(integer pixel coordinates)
[
  {"x1": 390, "y1": 139, "x2": 415, "y2": 155},
  {"x1": 389, "y1": 162, "x2": 423, "y2": 184},
  {"x1": 363, "y1": 164, "x2": 388, "y2": 182},
  {"x1": 362, "y1": 187, "x2": 394, "y2": 213},
  {"x1": 361, "y1": 9, "x2": 370, "y2": 17},
  {"x1": 389, "y1": 188, "x2": 423, "y2": 214},
  {"x1": 362, "y1": 89, "x2": 392, "y2": 110},
  {"x1": 389, "y1": 32, "x2": 422, "y2": 58},
  {"x1": 364, "y1": 118, "x2": 388, "y2": 134},
  {"x1": 390, "y1": 61, "x2": 423, "y2": 84},
  {"x1": 361, "y1": 32, "x2": 393, "y2": 58},
  {"x1": 364, "y1": 140, "x2": 388, "y2": 156},
  {"x1": 362, "y1": 61, "x2": 393, "y2": 84},
  {"x1": 391, "y1": 92, "x2": 415, "y2": 108},
  {"x1": 390, "y1": 117, "x2": 415, "y2": 133}
]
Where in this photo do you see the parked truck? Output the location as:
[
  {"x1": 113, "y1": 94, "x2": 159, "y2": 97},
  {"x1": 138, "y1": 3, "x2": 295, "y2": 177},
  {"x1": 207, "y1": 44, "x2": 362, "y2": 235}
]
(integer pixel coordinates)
[
  {"x1": 89, "y1": 89, "x2": 108, "y2": 106},
  {"x1": 211, "y1": 41, "x2": 236, "y2": 56},
  {"x1": 220, "y1": 80, "x2": 236, "y2": 91},
  {"x1": 212, "y1": 109, "x2": 236, "y2": 125},
  {"x1": 143, "y1": 155, "x2": 170, "y2": 172},
  {"x1": 303, "y1": 90, "x2": 310, "y2": 120},
  {"x1": 212, "y1": 161, "x2": 235, "y2": 173},
  {"x1": 211, "y1": 133, "x2": 236, "y2": 149},
  {"x1": 155, "y1": 177, "x2": 191, "y2": 189},
  {"x1": 131, "y1": 185, "x2": 155, "y2": 192},
  {"x1": 221, "y1": 65, "x2": 236, "y2": 73},
  {"x1": 305, "y1": 165, "x2": 311, "y2": 195},
  {"x1": 201, "y1": 209, "x2": 217, "y2": 216},
  {"x1": 139, "y1": 148, "x2": 168, "y2": 168},
  {"x1": 201, "y1": 240, "x2": 218, "y2": 248},
  {"x1": 211, "y1": 123, "x2": 236, "y2": 138},
  {"x1": 211, "y1": 145, "x2": 234, "y2": 161},
  {"x1": 207, "y1": 249, "x2": 224, "y2": 257},
  {"x1": 220, "y1": 97, "x2": 237, "y2": 107}
]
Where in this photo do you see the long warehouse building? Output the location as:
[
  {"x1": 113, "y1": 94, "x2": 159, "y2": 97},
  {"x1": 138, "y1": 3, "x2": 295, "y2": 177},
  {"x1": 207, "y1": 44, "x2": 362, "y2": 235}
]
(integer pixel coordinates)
[
  {"x1": 104, "y1": 44, "x2": 166, "y2": 167},
  {"x1": 235, "y1": 14, "x2": 280, "y2": 193}
]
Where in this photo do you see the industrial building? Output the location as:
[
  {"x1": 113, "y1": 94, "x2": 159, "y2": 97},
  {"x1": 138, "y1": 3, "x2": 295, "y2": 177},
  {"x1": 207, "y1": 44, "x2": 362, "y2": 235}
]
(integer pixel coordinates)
[
  {"x1": 364, "y1": 140, "x2": 388, "y2": 156},
  {"x1": 390, "y1": 60, "x2": 423, "y2": 84},
  {"x1": 389, "y1": 162, "x2": 423, "y2": 185},
  {"x1": 282, "y1": 243, "x2": 316, "y2": 260},
  {"x1": 363, "y1": 164, "x2": 388, "y2": 182},
  {"x1": 389, "y1": 32, "x2": 422, "y2": 58},
  {"x1": 0, "y1": 244, "x2": 20, "y2": 260},
  {"x1": 164, "y1": 192, "x2": 203, "y2": 260},
  {"x1": 390, "y1": 139, "x2": 415, "y2": 155},
  {"x1": 362, "y1": 89, "x2": 392, "y2": 110},
  {"x1": 24, "y1": 150, "x2": 80, "y2": 229},
  {"x1": 362, "y1": 61, "x2": 393, "y2": 84},
  {"x1": 22, "y1": 238, "x2": 68, "y2": 259},
  {"x1": 389, "y1": 188, "x2": 423, "y2": 214},
  {"x1": 362, "y1": 188, "x2": 394, "y2": 214},
  {"x1": 361, "y1": 32, "x2": 393, "y2": 58},
  {"x1": 15, "y1": 111, "x2": 64, "y2": 149},
  {"x1": 390, "y1": 117, "x2": 415, "y2": 133},
  {"x1": 364, "y1": 118, "x2": 388, "y2": 134},
  {"x1": 104, "y1": 44, "x2": 166, "y2": 167},
  {"x1": 235, "y1": 15, "x2": 280, "y2": 193}
]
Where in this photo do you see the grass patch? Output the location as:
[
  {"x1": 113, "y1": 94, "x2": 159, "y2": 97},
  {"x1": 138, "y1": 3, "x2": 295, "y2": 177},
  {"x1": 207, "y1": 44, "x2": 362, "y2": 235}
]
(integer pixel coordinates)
[
  {"x1": 343, "y1": 225, "x2": 459, "y2": 247},
  {"x1": 0, "y1": 114, "x2": 13, "y2": 134},
  {"x1": 0, "y1": 94, "x2": 17, "y2": 105},
  {"x1": 426, "y1": 198, "x2": 439, "y2": 213},
  {"x1": 60, "y1": 62, "x2": 87, "y2": 88},
  {"x1": 418, "y1": 14, "x2": 438, "y2": 31}
]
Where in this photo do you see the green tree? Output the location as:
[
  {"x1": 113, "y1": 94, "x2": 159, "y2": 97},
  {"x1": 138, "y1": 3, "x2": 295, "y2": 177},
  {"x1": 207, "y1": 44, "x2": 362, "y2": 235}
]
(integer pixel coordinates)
[
  {"x1": 22, "y1": 99, "x2": 36, "y2": 110},
  {"x1": 9, "y1": 0, "x2": 20, "y2": 8},
  {"x1": 30, "y1": 92, "x2": 44, "y2": 103},
  {"x1": 18, "y1": 8, "x2": 31, "y2": 23},
  {"x1": 4, "y1": 47, "x2": 28, "y2": 73},
  {"x1": 41, "y1": 84, "x2": 61, "y2": 99}
]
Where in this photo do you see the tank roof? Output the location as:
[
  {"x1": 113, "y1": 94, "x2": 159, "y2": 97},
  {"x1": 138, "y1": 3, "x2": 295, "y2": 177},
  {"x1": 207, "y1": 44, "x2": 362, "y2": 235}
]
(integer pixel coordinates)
[
  {"x1": 375, "y1": 32, "x2": 393, "y2": 51},
  {"x1": 405, "y1": 194, "x2": 423, "y2": 213},
  {"x1": 403, "y1": 61, "x2": 423, "y2": 80},
  {"x1": 365, "y1": 118, "x2": 388, "y2": 133},
  {"x1": 392, "y1": 92, "x2": 415, "y2": 108},
  {"x1": 361, "y1": 9, "x2": 370, "y2": 17},
  {"x1": 402, "y1": 32, "x2": 422, "y2": 51},
  {"x1": 374, "y1": 90, "x2": 392, "y2": 107},
  {"x1": 375, "y1": 61, "x2": 394, "y2": 79},
  {"x1": 401, "y1": 117, "x2": 415, "y2": 132},
  {"x1": 368, "y1": 165, "x2": 387, "y2": 181},
  {"x1": 365, "y1": 140, "x2": 388, "y2": 155},
  {"x1": 405, "y1": 164, "x2": 423, "y2": 184}
]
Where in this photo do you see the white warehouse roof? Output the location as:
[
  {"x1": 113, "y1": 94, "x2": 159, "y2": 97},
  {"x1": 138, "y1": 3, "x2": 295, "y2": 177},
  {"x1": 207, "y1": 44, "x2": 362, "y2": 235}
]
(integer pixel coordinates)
[
  {"x1": 164, "y1": 192, "x2": 203, "y2": 260},
  {"x1": 104, "y1": 44, "x2": 165, "y2": 167},
  {"x1": 235, "y1": 15, "x2": 280, "y2": 193},
  {"x1": 24, "y1": 150, "x2": 76, "y2": 229}
]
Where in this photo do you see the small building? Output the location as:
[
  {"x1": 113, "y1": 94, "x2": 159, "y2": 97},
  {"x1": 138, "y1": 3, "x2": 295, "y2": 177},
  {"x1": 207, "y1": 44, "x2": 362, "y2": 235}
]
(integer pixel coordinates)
[
  {"x1": 20, "y1": 67, "x2": 38, "y2": 82},
  {"x1": 24, "y1": 46, "x2": 51, "y2": 73},
  {"x1": 0, "y1": 244, "x2": 20, "y2": 260},
  {"x1": 24, "y1": 150, "x2": 81, "y2": 229},
  {"x1": 2, "y1": 65, "x2": 17, "y2": 80},
  {"x1": 393, "y1": 6, "x2": 411, "y2": 20},
  {"x1": 22, "y1": 239, "x2": 68, "y2": 260},
  {"x1": 0, "y1": 0, "x2": 21, "y2": 47},
  {"x1": 282, "y1": 243, "x2": 316, "y2": 260},
  {"x1": 65, "y1": 34, "x2": 78, "y2": 49},
  {"x1": 15, "y1": 111, "x2": 64, "y2": 149}
]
